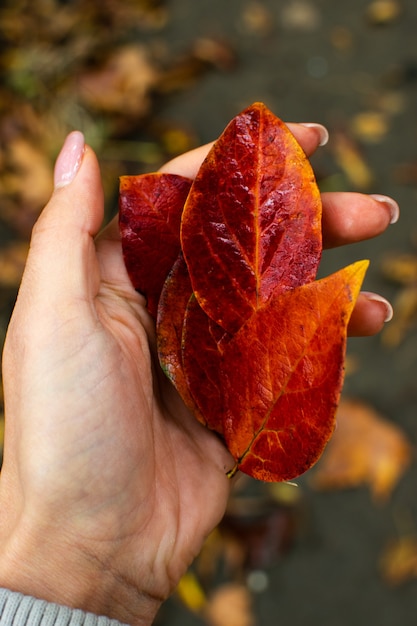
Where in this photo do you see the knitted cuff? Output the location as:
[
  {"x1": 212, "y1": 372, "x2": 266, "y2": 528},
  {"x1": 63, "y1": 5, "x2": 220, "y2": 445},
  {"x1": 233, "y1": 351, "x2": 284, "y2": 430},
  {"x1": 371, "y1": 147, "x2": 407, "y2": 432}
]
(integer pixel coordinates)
[{"x1": 0, "y1": 589, "x2": 129, "y2": 626}]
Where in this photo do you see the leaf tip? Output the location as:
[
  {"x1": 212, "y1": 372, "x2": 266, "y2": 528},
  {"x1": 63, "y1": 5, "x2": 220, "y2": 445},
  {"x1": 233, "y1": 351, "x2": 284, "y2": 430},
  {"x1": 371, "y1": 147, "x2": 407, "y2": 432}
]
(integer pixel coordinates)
[{"x1": 349, "y1": 259, "x2": 370, "y2": 299}]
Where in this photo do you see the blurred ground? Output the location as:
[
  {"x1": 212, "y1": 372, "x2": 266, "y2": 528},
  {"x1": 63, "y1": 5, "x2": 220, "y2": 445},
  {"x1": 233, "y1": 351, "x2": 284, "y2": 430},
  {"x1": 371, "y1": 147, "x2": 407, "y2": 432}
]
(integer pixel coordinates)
[{"x1": 1, "y1": 0, "x2": 417, "y2": 625}]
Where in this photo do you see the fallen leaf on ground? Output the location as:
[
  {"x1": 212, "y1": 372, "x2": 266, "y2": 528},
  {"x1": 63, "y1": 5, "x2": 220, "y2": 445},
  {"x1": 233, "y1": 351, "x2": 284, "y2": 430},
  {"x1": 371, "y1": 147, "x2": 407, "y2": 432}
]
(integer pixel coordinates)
[
  {"x1": 381, "y1": 252, "x2": 417, "y2": 285},
  {"x1": 365, "y1": 0, "x2": 402, "y2": 25},
  {"x1": 350, "y1": 111, "x2": 389, "y2": 143},
  {"x1": 205, "y1": 583, "x2": 255, "y2": 626},
  {"x1": 331, "y1": 131, "x2": 374, "y2": 189},
  {"x1": 380, "y1": 250, "x2": 417, "y2": 346},
  {"x1": 240, "y1": 2, "x2": 275, "y2": 36},
  {"x1": 175, "y1": 571, "x2": 207, "y2": 614},
  {"x1": 380, "y1": 535, "x2": 417, "y2": 585},
  {"x1": 0, "y1": 137, "x2": 53, "y2": 236},
  {"x1": 77, "y1": 45, "x2": 158, "y2": 120},
  {"x1": 220, "y1": 490, "x2": 300, "y2": 570},
  {"x1": 311, "y1": 398, "x2": 412, "y2": 501},
  {"x1": 382, "y1": 286, "x2": 417, "y2": 347},
  {"x1": 0, "y1": 241, "x2": 29, "y2": 288}
]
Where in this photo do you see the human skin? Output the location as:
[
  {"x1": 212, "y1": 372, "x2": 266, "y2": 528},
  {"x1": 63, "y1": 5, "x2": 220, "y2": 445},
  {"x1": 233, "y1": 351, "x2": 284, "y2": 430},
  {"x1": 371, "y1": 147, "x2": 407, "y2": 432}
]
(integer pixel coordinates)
[{"x1": 0, "y1": 124, "x2": 397, "y2": 625}]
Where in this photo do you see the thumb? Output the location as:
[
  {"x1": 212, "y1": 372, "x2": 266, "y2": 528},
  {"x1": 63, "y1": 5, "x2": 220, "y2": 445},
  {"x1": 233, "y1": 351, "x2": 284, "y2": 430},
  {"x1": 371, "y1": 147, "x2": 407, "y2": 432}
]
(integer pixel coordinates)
[{"x1": 21, "y1": 132, "x2": 104, "y2": 306}]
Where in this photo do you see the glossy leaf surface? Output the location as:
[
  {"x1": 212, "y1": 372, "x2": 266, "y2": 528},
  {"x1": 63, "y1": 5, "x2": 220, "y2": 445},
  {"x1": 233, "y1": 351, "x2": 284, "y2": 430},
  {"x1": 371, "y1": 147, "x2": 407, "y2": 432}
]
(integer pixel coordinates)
[
  {"x1": 181, "y1": 102, "x2": 322, "y2": 334},
  {"x1": 119, "y1": 172, "x2": 191, "y2": 317},
  {"x1": 181, "y1": 261, "x2": 367, "y2": 481},
  {"x1": 182, "y1": 295, "x2": 229, "y2": 435},
  {"x1": 221, "y1": 260, "x2": 368, "y2": 481},
  {"x1": 119, "y1": 102, "x2": 369, "y2": 482}
]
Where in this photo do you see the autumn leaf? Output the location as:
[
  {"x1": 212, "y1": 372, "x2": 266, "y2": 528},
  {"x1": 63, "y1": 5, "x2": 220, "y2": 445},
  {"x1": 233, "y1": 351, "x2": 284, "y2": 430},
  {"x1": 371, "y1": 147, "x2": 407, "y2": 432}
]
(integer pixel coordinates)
[
  {"x1": 180, "y1": 102, "x2": 322, "y2": 334},
  {"x1": 380, "y1": 251, "x2": 417, "y2": 347},
  {"x1": 331, "y1": 130, "x2": 374, "y2": 190},
  {"x1": 311, "y1": 397, "x2": 412, "y2": 501},
  {"x1": 380, "y1": 535, "x2": 417, "y2": 586},
  {"x1": 157, "y1": 254, "x2": 198, "y2": 414},
  {"x1": 183, "y1": 261, "x2": 367, "y2": 481},
  {"x1": 77, "y1": 45, "x2": 159, "y2": 121},
  {"x1": 175, "y1": 571, "x2": 207, "y2": 614},
  {"x1": 0, "y1": 241, "x2": 29, "y2": 288},
  {"x1": 181, "y1": 293, "x2": 230, "y2": 434},
  {"x1": 119, "y1": 172, "x2": 192, "y2": 317},
  {"x1": 205, "y1": 583, "x2": 255, "y2": 626},
  {"x1": 119, "y1": 102, "x2": 368, "y2": 482}
]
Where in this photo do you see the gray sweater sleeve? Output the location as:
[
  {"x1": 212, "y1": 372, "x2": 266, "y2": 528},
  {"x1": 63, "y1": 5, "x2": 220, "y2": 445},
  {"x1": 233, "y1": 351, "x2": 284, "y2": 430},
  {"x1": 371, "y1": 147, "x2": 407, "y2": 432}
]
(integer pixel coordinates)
[{"x1": 0, "y1": 590, "x2": 129, "y2": 626}]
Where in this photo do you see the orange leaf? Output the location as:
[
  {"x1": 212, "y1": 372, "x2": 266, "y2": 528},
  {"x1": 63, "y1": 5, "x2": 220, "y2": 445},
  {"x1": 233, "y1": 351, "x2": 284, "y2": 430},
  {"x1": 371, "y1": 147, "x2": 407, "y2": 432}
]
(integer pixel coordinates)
[
  {"x1": 221, "y1": 261, "x2": 368, "y2": 481},
  {"x1": 311, "y1": 397, "x2": 412, "y2": 500},
  {"x1": 205, "y1": 583, "x2": 255, "y2": 626}
]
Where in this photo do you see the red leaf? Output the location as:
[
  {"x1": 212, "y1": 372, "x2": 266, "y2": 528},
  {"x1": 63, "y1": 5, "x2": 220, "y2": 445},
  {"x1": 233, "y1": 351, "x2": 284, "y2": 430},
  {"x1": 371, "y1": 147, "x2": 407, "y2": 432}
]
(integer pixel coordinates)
[
  {"x1": 119, "y1": 102, "x2": 370, "y2": 483},
  {"x1": 180, "y1": 102, "x2": 322, "y2": 334},
  {"x1": 119, "y1": 173, "x2": 192, "y2": 317},
  {"x1": 182, "y1": 295, "x2": 230, "y2": 434},
  {"x1": 221, "y1": 261, "x2": 368, "y2": 481},
  {"x1": 158, "y1": 256, "x2": 231, "y2": 429},
  {"x1": 157, "y1": 254, "x2": 198, "y2": 414}
]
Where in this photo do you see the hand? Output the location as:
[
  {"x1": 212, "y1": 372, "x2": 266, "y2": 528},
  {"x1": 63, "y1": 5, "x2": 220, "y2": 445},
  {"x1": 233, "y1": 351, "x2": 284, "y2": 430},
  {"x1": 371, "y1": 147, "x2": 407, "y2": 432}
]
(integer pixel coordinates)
[{"x1": 0, "y1": 125, "x2": 396, "y2": 625}]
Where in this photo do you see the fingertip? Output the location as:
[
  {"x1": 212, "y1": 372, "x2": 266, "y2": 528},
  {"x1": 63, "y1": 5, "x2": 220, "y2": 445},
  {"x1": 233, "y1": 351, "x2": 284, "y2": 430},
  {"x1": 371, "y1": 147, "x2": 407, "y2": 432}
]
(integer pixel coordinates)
[
  {"x1": 348, "y1": 292, "x2": 393, "y2": 336},
  {"x1": 322, "y1": 192, "x2": 399, "y2": 248},
  {"x1": 361, "y1": 292, "x2": 394, "y2": 323},
  {"x1": 286, "y1": 122, "x2": 329, "y2": 156},
  {"x1": 54, "y1": 131, "x2": 85, "y2": 189},
  {"x1": 298, "y1": 123, "x2": 329, "y2": 147},
  {"x1": 369, "y1": 194, "x2": 400, "y2": 225},
  {"x1": 50, "y1": 137, "x2": 104, "y2": 237}
]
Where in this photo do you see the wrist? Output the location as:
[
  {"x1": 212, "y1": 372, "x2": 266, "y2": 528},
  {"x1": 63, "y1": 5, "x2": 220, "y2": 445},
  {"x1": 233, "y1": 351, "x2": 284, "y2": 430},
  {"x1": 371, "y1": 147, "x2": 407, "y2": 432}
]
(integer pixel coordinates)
[{"x1": 0, "y1": 519, "x2": 162, "y2": 626}]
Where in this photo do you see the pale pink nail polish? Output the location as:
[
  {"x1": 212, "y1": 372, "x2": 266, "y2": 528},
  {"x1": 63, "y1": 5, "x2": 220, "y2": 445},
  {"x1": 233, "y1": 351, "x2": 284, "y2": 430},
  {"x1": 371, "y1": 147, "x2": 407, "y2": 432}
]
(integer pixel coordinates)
[
  {"x1": 362, "y1": 291, "x2": 394, "y2": 322},
  {"x1": 369, "y1": 194, "x2": 400, "y2": 225},
  {"x1": 54, "y1": 131, "x2": 85, "y2": 188},
  {"x1": 300, "y1": 123, "x2": 329, "y2": 146}
]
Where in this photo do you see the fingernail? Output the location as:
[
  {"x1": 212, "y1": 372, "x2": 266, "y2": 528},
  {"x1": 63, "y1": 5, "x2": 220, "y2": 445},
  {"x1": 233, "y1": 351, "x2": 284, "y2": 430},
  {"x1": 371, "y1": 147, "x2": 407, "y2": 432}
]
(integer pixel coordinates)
[
  {"x1": 54, "y1": 131, "x2": 85, "y2": 188},
  {"x1": 300, "y1": 123, "x2": 329, "y2": 147},
  {"x1": 362, "y1": 291, "x2": 394, "y2": 322},
  {"x1": 370, "y1": 194, "x2": 400, "y2": 225}
]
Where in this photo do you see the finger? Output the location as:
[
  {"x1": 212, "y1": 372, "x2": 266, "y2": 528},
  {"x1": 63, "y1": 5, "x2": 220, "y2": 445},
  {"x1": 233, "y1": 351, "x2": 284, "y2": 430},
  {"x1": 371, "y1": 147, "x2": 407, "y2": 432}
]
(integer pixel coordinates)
[
  {"x1": 20, "y1": 133, "x2": 104, "y2": 307},
  {"x1": 159, "y1": 122, "x2": 328, "y2": 179},
  {"x1": 348, "y1": 292, "x2": 393, "y2": 336},
  {"x1": 287, "y1": 122, "x2": 329, "y2": 155},
  {"x1": 95, "y1": 214, "x2": 138, "y2": 295},
  {"x1": 159, "y1": 142, "x2": 214, "y2": 178},
  {"x1": 322, "y1": 192, "x2": 399, "y2": 248}
]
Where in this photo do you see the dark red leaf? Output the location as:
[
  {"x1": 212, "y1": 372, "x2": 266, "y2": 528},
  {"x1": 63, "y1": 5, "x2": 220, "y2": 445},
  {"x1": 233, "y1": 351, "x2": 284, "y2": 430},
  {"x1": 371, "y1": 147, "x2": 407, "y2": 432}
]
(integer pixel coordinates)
[
  {"x1": 157, "y1": 254, "x2": 198, "y2": 414},
  {"x1": 119, "y1": 172, "x2": 192, "y2": 317}
]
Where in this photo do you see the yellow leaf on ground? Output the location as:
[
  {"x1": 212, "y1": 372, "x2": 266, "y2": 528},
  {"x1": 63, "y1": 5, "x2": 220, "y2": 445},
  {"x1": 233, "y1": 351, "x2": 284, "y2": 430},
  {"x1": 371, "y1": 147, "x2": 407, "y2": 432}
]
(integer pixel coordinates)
[
  {"x1": 380, "y1": 535, "x2": 417, "y2": 585},
  {"x1": 311, "y1": 398, "x2": 412, "y2": 501},
  {"x1": 332, "y1": 132, "x2": 374, "y2": 189},
  {"x1": 175, "y1": 571, "x2": 206, "y2": 614},
  {"x1": 350, "y1": 111, "x2": 389, "y2": 143}
]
